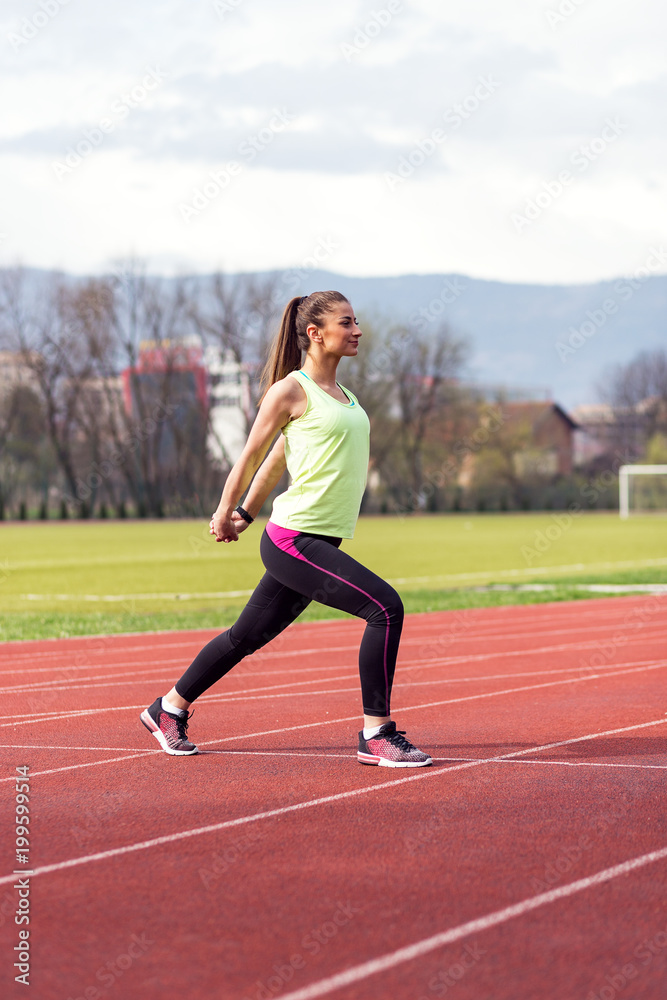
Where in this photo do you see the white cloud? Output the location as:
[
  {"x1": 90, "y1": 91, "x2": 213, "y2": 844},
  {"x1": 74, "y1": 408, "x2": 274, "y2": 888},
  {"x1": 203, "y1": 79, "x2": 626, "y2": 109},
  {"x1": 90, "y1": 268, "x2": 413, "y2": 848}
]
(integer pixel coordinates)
[{"x1": 1, "y1": 0, "x2": 665, "y2": 283}]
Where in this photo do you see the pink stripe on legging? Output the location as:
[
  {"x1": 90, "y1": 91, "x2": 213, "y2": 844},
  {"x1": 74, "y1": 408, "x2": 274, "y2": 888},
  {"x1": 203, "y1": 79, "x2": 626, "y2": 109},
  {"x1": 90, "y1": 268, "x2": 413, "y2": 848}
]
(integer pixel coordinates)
[{"x1": 265, "y1": 521, "x2": 390, "y2": 712}]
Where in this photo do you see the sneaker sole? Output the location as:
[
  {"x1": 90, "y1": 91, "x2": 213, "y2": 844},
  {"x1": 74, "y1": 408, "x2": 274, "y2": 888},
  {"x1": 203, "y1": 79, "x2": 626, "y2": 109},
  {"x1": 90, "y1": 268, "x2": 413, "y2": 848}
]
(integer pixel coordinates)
[
  {"x1": 357, "y1": 751, "x2": 432, "y2": 768},
  {"x1": 140, "y1": 710, "x2": 198, "y2": 756}
]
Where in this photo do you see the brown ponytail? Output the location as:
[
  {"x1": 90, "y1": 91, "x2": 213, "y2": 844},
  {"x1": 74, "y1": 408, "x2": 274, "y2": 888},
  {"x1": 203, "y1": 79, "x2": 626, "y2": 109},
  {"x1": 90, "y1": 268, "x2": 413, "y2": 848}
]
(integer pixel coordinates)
[{"x1": 259, "y1": 290, "x2": 349, "y2": 397}]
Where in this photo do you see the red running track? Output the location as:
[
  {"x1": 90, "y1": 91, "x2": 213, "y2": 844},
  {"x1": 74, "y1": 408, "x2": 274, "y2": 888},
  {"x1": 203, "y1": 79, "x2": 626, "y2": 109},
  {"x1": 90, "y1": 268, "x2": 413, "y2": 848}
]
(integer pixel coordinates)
[{"x1": 1, "y1": 594, "x2": 666, "y2": 1000}]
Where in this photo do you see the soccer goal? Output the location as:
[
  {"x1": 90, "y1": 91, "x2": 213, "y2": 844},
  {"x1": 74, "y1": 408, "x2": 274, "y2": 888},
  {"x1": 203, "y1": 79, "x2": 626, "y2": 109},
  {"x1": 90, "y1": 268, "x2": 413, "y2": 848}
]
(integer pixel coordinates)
[{"x1": 618, "y1": 464, "x2": 667, "y2": 518}]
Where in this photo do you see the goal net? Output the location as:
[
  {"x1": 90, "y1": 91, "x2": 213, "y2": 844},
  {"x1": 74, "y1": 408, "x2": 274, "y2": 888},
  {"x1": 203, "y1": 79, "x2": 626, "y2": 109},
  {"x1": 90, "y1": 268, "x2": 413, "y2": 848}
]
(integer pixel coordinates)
[{"x1": 619, "y1": 464, "x2": 667, "y2": 518}]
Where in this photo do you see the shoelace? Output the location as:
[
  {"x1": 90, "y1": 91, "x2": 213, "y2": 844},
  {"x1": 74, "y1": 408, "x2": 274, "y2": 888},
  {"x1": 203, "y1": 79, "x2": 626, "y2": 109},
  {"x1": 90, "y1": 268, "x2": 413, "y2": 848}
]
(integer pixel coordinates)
[
  {"x1": 385, "y1": 728, "x2": 417, "y2": 752},
  {"x1": 163, "y1": 708, "x2": 194, "y2": 740},
  {"x1": 176, "y1": 709, "x2": 194, "y2": 738}
]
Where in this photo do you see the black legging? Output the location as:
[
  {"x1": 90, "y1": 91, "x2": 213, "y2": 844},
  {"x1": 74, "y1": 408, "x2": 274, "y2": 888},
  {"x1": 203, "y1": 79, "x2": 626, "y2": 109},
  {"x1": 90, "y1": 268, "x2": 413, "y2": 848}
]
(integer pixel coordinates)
[{"x1": 175, "y1": 523, "x2": 404, "y2": 716}]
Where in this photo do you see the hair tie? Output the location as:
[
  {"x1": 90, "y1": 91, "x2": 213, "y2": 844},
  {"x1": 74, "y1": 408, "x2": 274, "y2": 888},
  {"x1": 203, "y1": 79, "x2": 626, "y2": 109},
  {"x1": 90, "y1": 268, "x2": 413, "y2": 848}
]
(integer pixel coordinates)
[{"x1": 298, "y1": 294, "x2": 309, "y2": 307}]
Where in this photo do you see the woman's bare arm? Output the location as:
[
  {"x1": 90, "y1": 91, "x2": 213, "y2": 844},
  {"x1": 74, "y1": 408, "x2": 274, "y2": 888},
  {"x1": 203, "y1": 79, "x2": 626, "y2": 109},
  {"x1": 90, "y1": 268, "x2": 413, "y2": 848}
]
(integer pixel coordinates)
[
  {"x1": 242, "y1": 435, "x2": 287, "y2": 519},
  {"x1": 211, "y1": 378, "x2": 303, "y2": 542},
  {"x1": 213, "y1": 436, "x2": 287, "y2": 541}
]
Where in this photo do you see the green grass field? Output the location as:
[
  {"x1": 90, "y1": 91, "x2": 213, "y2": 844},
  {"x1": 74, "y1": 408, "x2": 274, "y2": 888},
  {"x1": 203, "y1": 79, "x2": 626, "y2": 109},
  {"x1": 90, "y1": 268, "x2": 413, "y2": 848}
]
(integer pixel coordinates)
[{"x1": 1, "y1": 513, "x2": 665, "y2": 641}]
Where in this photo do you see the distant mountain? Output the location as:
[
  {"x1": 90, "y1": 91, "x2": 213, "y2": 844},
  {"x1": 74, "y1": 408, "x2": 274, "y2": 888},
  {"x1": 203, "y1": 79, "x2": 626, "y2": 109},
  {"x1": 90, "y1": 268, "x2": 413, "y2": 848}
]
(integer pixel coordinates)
[
  {"x1": 276, "y1": 268, "x2": 666, "y2": 411},
  {"x1": 5, "y1": 265, "x2": 666, "y2": 411}
]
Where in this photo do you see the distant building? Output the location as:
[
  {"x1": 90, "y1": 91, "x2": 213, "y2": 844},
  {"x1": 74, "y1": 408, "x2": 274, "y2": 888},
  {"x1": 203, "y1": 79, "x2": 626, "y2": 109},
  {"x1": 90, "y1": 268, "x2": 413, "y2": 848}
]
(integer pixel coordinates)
[
  {"x1": 205, "y1": 347, "x2": 252, "y2": 468},
  {"x1": 120, "y1": 337, "x2": 208, "y2": 465},
  {"x1": 0, "y1": 350, "x2": 40, "y2": 397},
  {"x1": 77, "y1": 375, "x2": 125, "y2": 433},
  {"x1": 120, "y1": 339, "x2": 252, "y2": 470},
  {"x1": 572, "y1": 399, "x2": 664, "y2": 466},
  {"x1": 456, "y1": 399, "x2": 578, "y2": 492},
  {"x1": 501, "y1": 401, "x2": 579, "y2": 477},
  {"x1": 122, "y1": 336, "x2": 208, "y2": 409}
]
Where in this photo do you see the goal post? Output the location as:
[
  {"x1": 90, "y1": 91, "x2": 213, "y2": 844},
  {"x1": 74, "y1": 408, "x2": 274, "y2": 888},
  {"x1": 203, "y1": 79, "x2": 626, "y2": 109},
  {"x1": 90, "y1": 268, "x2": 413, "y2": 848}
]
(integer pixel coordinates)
[{"x1": 618, "y1": 465, "x2": 667, "y2": 519}]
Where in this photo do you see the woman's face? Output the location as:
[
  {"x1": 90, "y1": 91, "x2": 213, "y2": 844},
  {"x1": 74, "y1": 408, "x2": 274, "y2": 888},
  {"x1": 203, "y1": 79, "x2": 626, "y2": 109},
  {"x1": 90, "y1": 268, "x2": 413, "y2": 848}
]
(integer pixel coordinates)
[{"x1": 308, "y1": 301, "x2": 362, "y2": 357}]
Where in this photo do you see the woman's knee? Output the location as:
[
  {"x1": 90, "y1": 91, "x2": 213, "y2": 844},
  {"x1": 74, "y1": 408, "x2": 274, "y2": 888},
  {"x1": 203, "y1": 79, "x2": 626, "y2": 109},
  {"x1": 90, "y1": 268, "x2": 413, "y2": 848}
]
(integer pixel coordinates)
[
  {"x1": 370, "y1": 584, "x2": 403, "y2": 626},
  {"x1": 389, "y1": 588, "x2": 404, "y2": 625}
]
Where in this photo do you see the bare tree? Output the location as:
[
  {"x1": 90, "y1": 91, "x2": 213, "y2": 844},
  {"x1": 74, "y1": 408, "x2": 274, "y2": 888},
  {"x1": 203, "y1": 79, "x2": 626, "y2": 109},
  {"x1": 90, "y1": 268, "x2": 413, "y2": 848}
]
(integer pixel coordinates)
[
  {"x1": 0, "y1": 383, "x2": 49, "y2": 515},
  {"x1": 107, "y1": 262, "x2": 208, "y2": 515},
  {"x1": 0, "y1": 262, "x2": 480, "y2": 517},
  {"x1": 600, "y1": 348, "x2": 667, "y2": 409},
  {"x1": 465, "y1": 400, "x2": 535, "y2": 509},
  {"x1": 0, "y1": 264, "x2": 219, "y2": 516},
  {"x1": 597, "y1": 348, "x2": 667, "y2": 459},
  {"x1": 391, "y1": 322, "x2": 468, "y2": 508},
  {"x1": 0, "y1": 268, "x2": 99, "y2": 507},
  {"x1": 0, "y1": 381, "x2": 19, "y2": 452},
  {"x1": 340, "y1": 317, "x2": 469, "y2": 510},
  {"x1": 188, "y1": 270, "x2": 281, "y2": 421}
]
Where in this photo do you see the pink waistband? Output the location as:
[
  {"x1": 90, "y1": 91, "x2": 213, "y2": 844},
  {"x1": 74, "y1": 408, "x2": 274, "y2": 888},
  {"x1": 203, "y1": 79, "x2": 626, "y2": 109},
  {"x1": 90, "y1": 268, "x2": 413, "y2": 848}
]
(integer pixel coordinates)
[{"x1": 265, "y1": 520, "x2": 301, "y2": 552}]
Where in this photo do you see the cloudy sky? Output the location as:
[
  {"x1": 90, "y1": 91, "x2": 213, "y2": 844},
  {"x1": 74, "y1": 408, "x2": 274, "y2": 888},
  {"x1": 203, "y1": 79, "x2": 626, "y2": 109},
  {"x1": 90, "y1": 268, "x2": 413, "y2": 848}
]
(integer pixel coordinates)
[{"x1": 1, "y1": 0, "x2": 665, "y2": 284}]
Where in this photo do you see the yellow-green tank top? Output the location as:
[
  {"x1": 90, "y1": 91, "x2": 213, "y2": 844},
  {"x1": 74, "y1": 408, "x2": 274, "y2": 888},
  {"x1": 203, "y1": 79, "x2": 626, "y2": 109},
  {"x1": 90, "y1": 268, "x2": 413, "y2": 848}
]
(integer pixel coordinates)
[{"x1": 270, "y1": 369, "x2": 370, "y2": 539}]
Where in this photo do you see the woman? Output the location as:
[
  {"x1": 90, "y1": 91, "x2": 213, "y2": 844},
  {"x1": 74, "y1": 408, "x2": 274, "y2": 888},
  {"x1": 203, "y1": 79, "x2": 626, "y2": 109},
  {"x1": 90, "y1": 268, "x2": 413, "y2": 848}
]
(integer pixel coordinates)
[{"x1": 140, "y1": 291, "x2": 431, "y2": 767}]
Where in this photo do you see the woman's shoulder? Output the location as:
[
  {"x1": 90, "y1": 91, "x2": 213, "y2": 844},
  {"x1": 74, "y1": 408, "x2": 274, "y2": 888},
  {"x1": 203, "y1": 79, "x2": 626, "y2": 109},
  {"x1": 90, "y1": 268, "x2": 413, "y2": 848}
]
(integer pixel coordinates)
[
  {"x1": 261, "y1": 372, "x2": 308, "y2": 422},
  {"x1": 268, "y1": 372, "x2": 307, "y2": 400}
]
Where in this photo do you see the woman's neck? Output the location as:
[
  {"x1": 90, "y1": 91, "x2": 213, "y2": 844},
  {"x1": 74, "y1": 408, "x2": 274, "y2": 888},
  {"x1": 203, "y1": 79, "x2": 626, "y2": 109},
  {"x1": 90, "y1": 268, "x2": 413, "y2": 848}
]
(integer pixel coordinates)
[{"x1": 300, "y1": 354, "x2": 340, "y2": 389}]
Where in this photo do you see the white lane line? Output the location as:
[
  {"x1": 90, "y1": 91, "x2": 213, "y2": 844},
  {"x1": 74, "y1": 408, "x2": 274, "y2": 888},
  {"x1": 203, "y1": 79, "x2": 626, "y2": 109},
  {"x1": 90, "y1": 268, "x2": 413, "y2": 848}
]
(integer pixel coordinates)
[
  {"x1": 14, "y1": 557, "x2": 667, "y2": 599},
  {"x1": 494, "y1": 759, "x2": 667, "y2": 771},
  {"x1": 0, "y1": 659, "x2": 354, "y2": 687},
  {"x1": 3, "y1": 710, "x2": 116, "y2": 726},
  {"x1": 2, "y1": 657, "x2": 665, "y2": 778},
  {"x1": 383, "y1": 662, "x2": 667, "y2": 721},
  {"x1": 0, "y1": 718, "x2": 664, "y2": 886},
  {"x1": 0, "y1": 657, "x2": 366, "y2": 684},
  {"x1": 1, "y1": 659, "x2": 665, "y2": 740},
  {"x1": 202, "y1": 750, "x2": 352, "y2": 758},
  {"x1": 389, "y1": 556, "x2": 667, "y2": 585},
  {"x1": 431, "y1": 757, "x2": 667, "y2": 770},
  {"x1": 19, "y1": 590, "x2": 255, "y2": 601},
  {"x1": 2, "y1": 747, "x2": 662, "y2": 768},
  {"x1": 22, "y1": 580, "x2": 655, "y2": 597},
  {"x1": 399, "y1": 633, "x2": 667, "y2": 670},
  {"x1": 0, "y1": 743, "x2": 153, "y2": 753},
  {"x1": 5, "y1": 627, "x2": 666, "y2": 695},
  {"x1": 77, "y1": 660, "x2": 667, "y2": 700},
  {"x1": 0, "y1": 620, "x2": 349, "y2": 655},
  {"x1": 490, "y1": 584, "x2": 667, "y2": 594},
  {"x1": 197, "y1": 658, "x2": 666, "y2": 712},
  {"x1": 1, "y1": 677, "x2": 187, "y2": 696},
  {"x1": 3, "y1": 603, "x2": 665, "y2": 671},
  {"x1": 117, "y1": 658, "x2": 665, "y2": 706},
  {"x1": 0, "y1": 763, "x2": 500, "y2": 884},
  {"x1": 0, "y1": 742, "x2": 348, "y2": 759},
  {"x1": 4, "y1": 619, "x2": 666, "y2": 695},
  {"x1": 0, "y1": 661, "x2": 596, "y2": 700},
  {"x1": 0, "y1": 648, "x2": 203, "y2": 669},
  {"x1": 0, "y1": 657, "x2": 655, "y2": 723},
  {"x1": 12, "y1": 592, "x2": 667, "y2": 636},
  {"x1": 4, "y1": 708, "x2": 115, "y2": 721},
  {"x1": 0, "y1": 659, "x2": 188, "y2": 678},
  {"x1": 10, "y1": 616, "x2": 667, "y2": 670},
  {"x1": 275, "y1": 845, "x2": 667, "y2": 1000},
  {"x1": 0, "y1": 751, "x2": 163, "y2": 783},
  {"x1": 2, "y1": 666, "x2": 379, "y2": 696},
  {"x1": 2, "y1": 751, "x2": 663, "y2": 770}
]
